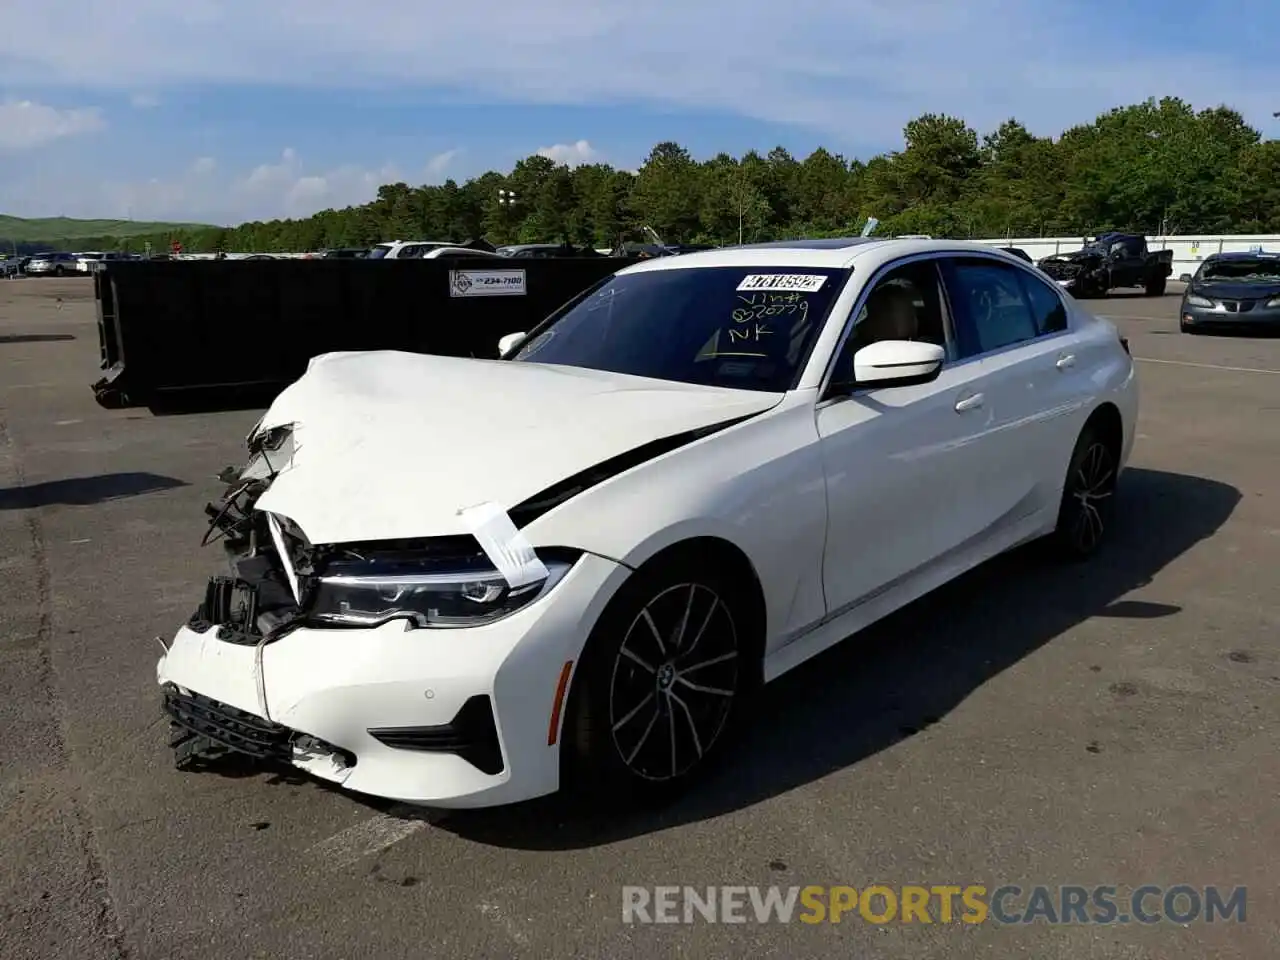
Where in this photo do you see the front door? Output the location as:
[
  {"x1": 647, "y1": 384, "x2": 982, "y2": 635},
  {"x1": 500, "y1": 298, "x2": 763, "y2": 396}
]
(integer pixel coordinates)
[{"x1": 816, "y1": 257, "x2": 997, "y2": 614}]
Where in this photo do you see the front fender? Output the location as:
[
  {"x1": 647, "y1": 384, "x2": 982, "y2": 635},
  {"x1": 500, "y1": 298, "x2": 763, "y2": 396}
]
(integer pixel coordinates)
[{"x1": 521, "y1": 397, "x2": 829, "y2": 652}]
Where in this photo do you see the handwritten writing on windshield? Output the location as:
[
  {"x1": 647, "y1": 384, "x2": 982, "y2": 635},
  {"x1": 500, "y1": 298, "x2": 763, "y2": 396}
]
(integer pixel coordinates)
[{"x1": 725, "y1": 291, "x2": 809, "y2": 344}]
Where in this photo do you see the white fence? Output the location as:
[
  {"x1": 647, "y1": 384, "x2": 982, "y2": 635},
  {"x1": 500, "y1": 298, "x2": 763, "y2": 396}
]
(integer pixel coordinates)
[{"x1": 972, "y1": 234, "x2": 1280, "y2": 280}]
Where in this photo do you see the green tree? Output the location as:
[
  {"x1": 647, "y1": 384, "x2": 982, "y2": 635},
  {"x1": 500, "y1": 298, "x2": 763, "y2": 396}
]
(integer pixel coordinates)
[
  {"x1": 631, "y1": 142, "x2": 703, "y2": 242},
  {"x1": 81, "y1": 96, "x2": 1280, "y2": 255}
]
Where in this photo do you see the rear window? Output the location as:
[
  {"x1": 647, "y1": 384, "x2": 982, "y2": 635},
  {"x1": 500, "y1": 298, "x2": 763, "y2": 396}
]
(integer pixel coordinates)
[
  {"x1": 512, "y1": 265, "x2": 850, "y2": 392},
  {"x1": 366, "y1": 244, "x2": 391, "y2": 259}
]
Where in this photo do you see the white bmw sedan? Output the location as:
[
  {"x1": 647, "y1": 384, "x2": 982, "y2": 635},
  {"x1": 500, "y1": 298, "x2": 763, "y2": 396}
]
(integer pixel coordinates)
[{"x1": 158, "y1": 237, "x2": 1137, "y2": 809}]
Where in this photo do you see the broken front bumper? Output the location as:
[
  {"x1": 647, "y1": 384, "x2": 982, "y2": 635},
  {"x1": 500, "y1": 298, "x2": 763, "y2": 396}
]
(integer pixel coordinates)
[{"x1": 157, "y1": 550, "x2": 628, "y2": 808}]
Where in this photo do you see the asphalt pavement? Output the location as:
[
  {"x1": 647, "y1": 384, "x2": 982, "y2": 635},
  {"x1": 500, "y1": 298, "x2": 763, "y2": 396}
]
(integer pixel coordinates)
[{"x1": 1, "y1": 278, "x2": 1277, "y2": 959}]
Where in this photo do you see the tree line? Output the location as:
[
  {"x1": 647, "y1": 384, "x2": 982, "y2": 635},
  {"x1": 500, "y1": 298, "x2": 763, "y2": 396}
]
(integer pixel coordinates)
[{"x1": 27, "y1": 97, "x2": 1280, "y2": 254}]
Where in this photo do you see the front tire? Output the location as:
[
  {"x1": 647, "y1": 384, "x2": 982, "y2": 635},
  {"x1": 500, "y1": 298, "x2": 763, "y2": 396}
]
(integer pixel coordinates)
[
  {"x1": 1144, "y1": 276, "x2": 1167, "y2": 296},
  {"x1": 1076, "y1": 275, "x2": 1105, "y2": 299},
  {"x1": 563, "y1": 555, "x2": 754, "y2": 806},
  {"x1": 1049, "y1": 426, "x2": 1118, "y2": 560}
]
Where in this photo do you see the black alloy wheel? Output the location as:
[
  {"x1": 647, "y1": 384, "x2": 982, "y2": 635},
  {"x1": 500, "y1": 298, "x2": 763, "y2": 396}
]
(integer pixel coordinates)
[
  {"x1": 1051, "y1": 427, "x2": 1117, "y2": 560},
  {"x1": 608, "y1": 582, "x2": 739, "y2": 782},
  {"x1": 563, "y1": 556, "x2": 752, "y2": 804}
]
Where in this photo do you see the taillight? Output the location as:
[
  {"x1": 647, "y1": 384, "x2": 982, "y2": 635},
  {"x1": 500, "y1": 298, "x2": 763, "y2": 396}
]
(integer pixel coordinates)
[{"x1": 1119, "y1": 336, "x2": 1130, "y2": 355}]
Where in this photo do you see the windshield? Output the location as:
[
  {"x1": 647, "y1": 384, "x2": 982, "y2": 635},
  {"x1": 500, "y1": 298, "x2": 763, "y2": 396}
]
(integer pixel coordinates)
[
  {"x1": 510, "y1": 266, "x2": 849, "y2": 392},
  {"x1": 366, "y1": 244, "x2": 391, "y2": 259},
  {"x1": 1198, "y1": 258, "x2": 1280, "y2": 282}
]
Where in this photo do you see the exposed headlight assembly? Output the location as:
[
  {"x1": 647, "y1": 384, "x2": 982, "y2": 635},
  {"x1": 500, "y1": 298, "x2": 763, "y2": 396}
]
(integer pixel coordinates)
[
  {"x1": 307, "y1": 551, "x2": 576, "y2": 629},
  {"x1": 1266, "y1": 296, "x2": 1280, "y2": 308},
  {"x1": 1185, "y1": 294, "x2": 1214, "y2": 308}
]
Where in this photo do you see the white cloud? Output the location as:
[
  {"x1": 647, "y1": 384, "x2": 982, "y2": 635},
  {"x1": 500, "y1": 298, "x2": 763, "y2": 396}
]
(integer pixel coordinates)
[
  {"x1": 0, "y1": 145, "x2": 460, "y2": 223},
  {"x1": 425, "y1": 149, "x2": 459, "y2": 179},
  {"x1": 0, "y1": 98, "x2": 105, "y2": 151},
  {"x1": 536, "y1": 140, "x2": 600, "y2": 167},
  {"x1": 0, "y1": 1, "x2": 1275, "y2": 146},
  {"x1": 75, "y1": 148, "x2": 455, "y2": 224}
]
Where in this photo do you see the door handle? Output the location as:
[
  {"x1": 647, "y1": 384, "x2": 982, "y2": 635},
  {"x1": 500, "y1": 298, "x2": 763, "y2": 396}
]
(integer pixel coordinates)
[
  {"x1": 1056, "y1": 353, "x2": 1076, "y2": 370},
  {"x1": 954, "y1": 392, "x2": 984, "y2": 412}
]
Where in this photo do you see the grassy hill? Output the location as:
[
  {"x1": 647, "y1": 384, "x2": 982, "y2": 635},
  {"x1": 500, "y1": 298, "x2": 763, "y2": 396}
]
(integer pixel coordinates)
[{"x1": 0, "y1": 214, "x2": 215, "y2": 244}]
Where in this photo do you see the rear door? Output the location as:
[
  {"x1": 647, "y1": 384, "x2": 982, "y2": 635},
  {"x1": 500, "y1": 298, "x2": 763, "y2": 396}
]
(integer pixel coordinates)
[{"x1": 938, "y1": 255, "x2": 1090, "y2": 525}]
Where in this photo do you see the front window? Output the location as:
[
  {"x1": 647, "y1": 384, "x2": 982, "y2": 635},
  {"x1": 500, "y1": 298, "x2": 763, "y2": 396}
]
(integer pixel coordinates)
[
  {"x1": 510, "y1": 266, "x2": 849, "y2": 392},
  {"x1": 366, "y1": 244, "x2": 392, "y2": 259},
  {"x1": 1197, "y1": 257, "x2": 1280, "y2": 282}
]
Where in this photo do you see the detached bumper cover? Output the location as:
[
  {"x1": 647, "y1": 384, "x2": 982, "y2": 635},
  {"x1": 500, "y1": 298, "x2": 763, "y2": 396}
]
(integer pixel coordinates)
[{"x1": 157, "y1": 549, "x2": 629, "y2": 808}]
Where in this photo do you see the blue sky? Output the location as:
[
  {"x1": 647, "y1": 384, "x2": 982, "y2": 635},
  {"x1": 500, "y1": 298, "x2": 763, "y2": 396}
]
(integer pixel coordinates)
[{"x1": 0, "y1": 0, "x2": 1276, "y2": 226}]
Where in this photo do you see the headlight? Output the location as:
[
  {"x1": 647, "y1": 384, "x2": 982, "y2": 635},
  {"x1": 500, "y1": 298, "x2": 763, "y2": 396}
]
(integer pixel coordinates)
[
  {"x1": 1185, "y1": 294, "x2": 1214, "y2": 308},
  {"x1": 1267, "y1": 296, "x2": 1280, "y2": 308},
  {"x1": 307, "y1": 552, "x2": 575, "y2": 629}
]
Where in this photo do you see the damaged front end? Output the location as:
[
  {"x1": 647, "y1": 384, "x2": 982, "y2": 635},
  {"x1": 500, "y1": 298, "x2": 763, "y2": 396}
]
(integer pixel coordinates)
[
  {"x1": 162, "y1": 420, "x2": 573, "y2": 783},
  {"x1": 193, "y1": 424, "x2": 311, "y2": 644},
  {"x1": 163, "y1": 422, "x2": 334, "y2": 771},
  {"x1": 1038, "y1": 252, "x2": 1104, "y2": 294}
]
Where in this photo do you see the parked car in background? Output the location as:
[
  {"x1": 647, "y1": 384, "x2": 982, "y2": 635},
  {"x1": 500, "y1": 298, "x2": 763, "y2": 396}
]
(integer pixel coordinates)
[
  {"x1": 159, "y1": 236, "x2": 1136, "y2": 809},
  {"x1": 1180, "y1": 250, "x2": 1280, "y2": 335},
  {"x1": 76, "y1": 251, "x2": 124, "y2": 272},
  {"x1": 496, "y1": 243, "x2": 565, "y2": 258},
  {"x1": 367, "y1": 240, "x2": 457, "y2": 259},
  {"x1": 1037, "y1": 232, "x2": 1174, "y2": 298},
  {"x1": 495, "y1": 243, "x2": 604, "y2": 258},
  {"x1": 0, "y1": 255, "x2": 19, "y2": 278},
  {"x1": 319, "y1": 248, "x2": 369, "y2": 259},
  {"x1": 415, "y1": 246, "x2": 506, "y2": 259},
  {"x1": 25, "y1": 252, "x2": 78, "y2": 276}
]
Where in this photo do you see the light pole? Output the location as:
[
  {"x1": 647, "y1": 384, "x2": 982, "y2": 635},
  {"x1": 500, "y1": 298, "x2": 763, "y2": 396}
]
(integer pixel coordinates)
[{"x1": 498, "y1": 189, "x2": 518, "y2": 241}]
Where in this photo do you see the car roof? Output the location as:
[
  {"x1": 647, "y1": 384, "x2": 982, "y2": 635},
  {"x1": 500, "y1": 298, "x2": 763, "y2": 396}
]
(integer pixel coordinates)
[
  {"x1": 1204, "y1": 250, "x2": 1278, "y2": 260},
  {"x1": 421, "y1": 246, "x2": 502, "y2": 257},
  {"x1": 615, "y1": 237, "x2": 1027, "y2": 273}
]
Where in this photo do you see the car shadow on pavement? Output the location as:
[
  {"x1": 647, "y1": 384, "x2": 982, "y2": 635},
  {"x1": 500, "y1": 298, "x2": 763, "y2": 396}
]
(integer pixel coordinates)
[
  {"x1": 0, "y1": 472, "x2": 188, "y2": 509},
  {"x1": 146, "y1": 387, "x2": 282, "y2": 417},
  {"x1": 424, "y1": 466, "x2": 1241, "y2": 849},
  {"x1": 0, "y1": 333, "x2": 76, "y2": 343}
]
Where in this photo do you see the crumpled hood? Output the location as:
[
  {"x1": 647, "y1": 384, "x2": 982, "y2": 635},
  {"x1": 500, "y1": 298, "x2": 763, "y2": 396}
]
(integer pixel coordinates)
[
  {"x1": 250, "y1": 350, "x2": 782, "y2": 544},
  {"x1": 1037, "y1": 253, "x2": 1095, "y2": 280}
]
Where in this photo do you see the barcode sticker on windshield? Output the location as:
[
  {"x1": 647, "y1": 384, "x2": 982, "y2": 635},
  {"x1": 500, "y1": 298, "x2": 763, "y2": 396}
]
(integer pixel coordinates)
[{"x1": 737, "y1": 274, "x2": 827, "y2": 292}]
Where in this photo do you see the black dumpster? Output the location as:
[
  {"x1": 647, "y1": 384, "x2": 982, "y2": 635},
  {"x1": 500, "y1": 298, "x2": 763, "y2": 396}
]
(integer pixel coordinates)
[{"x1": 92, "y1": 255, "x2": 633, "y2": 410}]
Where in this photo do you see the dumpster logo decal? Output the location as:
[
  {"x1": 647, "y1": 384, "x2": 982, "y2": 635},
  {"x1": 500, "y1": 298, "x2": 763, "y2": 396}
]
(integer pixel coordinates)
[{"x1": 449, "y1": 269, "x2": 527, "y2": 297}]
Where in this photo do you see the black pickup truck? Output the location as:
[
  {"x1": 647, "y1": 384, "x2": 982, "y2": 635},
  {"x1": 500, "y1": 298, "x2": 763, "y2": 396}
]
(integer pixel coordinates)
[{"x1": 1037, "y1": 232, "x2": 1174, "y2": 297}]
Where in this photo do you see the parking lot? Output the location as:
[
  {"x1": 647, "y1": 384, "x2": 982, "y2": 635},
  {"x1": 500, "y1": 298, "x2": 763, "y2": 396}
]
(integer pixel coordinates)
[{"x1": 2, "y1": 277, "x2": 1277, "y2": 959}]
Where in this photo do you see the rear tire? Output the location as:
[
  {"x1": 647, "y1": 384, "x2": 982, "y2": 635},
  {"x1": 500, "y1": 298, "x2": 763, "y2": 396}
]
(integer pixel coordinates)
[
  {"x1": 1144, "y1": 276, "x2": 1167, "y2": 296},
  {"x1": 1049, "y1": 426, "x2": 1119, "y2": 561},
  {"x1": 562, "y1": 554, "x2": 757, "y2": 807}
]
